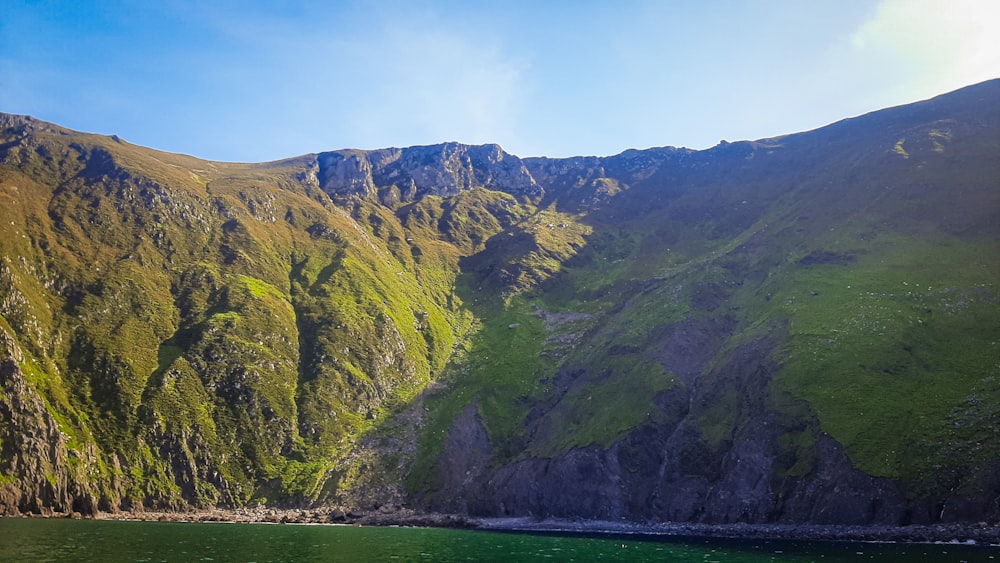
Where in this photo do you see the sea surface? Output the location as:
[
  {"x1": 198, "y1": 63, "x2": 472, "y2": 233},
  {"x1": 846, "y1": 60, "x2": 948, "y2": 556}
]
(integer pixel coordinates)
[{"x1": 0, "y1": 518, "x2": 996, "y2": 562}]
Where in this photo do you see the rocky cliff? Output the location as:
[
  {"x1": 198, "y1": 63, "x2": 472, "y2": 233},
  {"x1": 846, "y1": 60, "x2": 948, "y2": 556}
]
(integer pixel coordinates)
[
  {"x1": 0, "y1": 80, "x2": 998, "y2": 524},
  {"x1": 315, "y1": 142, "x2": 542, "y2": 204}
]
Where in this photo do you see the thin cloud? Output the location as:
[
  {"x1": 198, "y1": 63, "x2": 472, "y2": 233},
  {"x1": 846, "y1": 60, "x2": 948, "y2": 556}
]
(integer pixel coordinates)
[
  {"x1": 171, "y1": 3, "x2": 529, "y2": 154},
  {"x1": 327, "y1": 15, "x2": 528, "y2": 151},
  {"x1": 848, "y1": 0, "x2": 1000, "y2": 100},
  {"x1": 2, "y1": 1, "x2": 996, "y2": 162}
]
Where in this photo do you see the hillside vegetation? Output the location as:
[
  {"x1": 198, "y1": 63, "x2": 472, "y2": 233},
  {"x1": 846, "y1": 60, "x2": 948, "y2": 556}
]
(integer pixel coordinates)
[{"x1": 0, "y1": 80, "x2": 998, "y2": 524}]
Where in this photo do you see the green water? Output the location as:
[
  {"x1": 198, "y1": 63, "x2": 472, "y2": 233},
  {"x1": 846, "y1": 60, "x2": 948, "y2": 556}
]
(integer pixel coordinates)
[{"x1": 0, "y1": 518, "x2": 995, "y2": 562}]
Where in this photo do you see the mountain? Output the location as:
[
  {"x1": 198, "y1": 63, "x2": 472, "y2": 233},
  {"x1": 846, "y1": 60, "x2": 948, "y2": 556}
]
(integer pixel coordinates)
[{"x1": 0, "y1": 79, "x2": 998, "y2": 525}]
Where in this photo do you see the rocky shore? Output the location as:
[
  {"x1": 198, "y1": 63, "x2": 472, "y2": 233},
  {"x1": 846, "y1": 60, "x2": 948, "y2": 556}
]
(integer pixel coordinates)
[
  {"x1": 5, "y1": 506, "x2": 999, "y2": 546},
  {"x1": 477, "y1": 517, "x2": 1000, "y2": 546},
  {"x1": 86, "y1": 506, "x2": 477, "y2": 529}
]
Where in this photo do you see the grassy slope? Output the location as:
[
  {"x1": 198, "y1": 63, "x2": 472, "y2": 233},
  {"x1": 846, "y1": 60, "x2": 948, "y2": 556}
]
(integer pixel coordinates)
[
  {"x1": 0, "y1": 118, "x2": 513, "y2": 507},
  {"x1": 408, "y1": 82, "x2": 1000, "y2": 505}
]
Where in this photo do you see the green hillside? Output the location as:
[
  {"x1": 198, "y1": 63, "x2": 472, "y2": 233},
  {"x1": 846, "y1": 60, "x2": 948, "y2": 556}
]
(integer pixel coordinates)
[{"x1": 1, "y1": 80, "x2": 998, "y2": 524}]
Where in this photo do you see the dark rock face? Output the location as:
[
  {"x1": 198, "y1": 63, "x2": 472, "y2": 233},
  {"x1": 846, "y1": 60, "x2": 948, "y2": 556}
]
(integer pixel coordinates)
[
  {"x1": 489, "y1": 446, "x2": 626, "y2": 519},
  {"x1": 523, "y1": 147, "x2": 689, "y2": 211},
  {"x1": 776, "y1": 436, "x2": 906, "y2": 525},
  {"x1": 424, "y1": 404, "x2": 493, "y2": 515},
  {"x1": 421, "y1": 332, "x2": 912, "y2": 525},
  {"x1": 652, "y1": 316, "x2": 738, "y2": 384},
  {"x1": 430, "y1": 426, "x2": 912, "y2": 525}
]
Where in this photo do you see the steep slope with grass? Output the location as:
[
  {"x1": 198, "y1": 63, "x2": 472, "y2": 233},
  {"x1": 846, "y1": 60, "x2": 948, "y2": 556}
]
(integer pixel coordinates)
[
  {"x1": 0, "y1": 79, "x2": 998, "y2": 524},
  {"x1": 0, "y1": 118, "x2": 543, "y2": 513},
  {"x1": 409, "y1": 80, "x2": 1000, "y2": 524}
]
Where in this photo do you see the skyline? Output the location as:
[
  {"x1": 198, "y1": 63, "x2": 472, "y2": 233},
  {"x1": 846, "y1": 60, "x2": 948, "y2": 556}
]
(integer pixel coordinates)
[{"x1": 2, "y1": 0, "x2": 999, "y2": 162}]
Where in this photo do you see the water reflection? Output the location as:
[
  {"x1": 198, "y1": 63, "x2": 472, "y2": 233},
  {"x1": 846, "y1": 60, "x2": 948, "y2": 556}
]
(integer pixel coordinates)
[{"x1": 0, "y1": 518, "x2": 995, "y2": 562}]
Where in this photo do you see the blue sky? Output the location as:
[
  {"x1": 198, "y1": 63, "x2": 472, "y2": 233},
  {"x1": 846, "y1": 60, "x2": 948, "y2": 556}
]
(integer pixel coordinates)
[{"x1": 2, "y1": 1, "x2": 998, "y2": 162}]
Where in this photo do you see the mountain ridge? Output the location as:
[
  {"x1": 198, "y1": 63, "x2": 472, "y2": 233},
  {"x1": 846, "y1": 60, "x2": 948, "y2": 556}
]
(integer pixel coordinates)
[{"x1": 0, "y1": 79, "x2": 998, "y2": 524}]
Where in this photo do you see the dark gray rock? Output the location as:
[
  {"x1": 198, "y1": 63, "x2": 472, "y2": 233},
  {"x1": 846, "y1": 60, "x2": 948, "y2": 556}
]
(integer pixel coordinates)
[
  {"x1": 421, "y1": 327, "x2": 912, "y2": 526},
  {"x1": 424, "y1": 403, "x2": 493, "y2": 515},
  {"x1": 490, "y1": 445, "x2": 626, "y2": 520},
  {"x1": 776, "y1": 435, "x2": 907, "y2": 525}
]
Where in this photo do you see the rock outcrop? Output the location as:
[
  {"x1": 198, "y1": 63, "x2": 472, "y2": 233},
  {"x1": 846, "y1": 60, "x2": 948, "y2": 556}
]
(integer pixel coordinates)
[
  {"x1": 316, "y1": 142, "x2": 543, "y2": 204},
  {"x1": 0, "y1": 328, "x2": 117, "y2": 515}
]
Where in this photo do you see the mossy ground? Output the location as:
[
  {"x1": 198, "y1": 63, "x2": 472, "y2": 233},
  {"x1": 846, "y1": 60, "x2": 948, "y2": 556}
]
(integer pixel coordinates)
[{"x1": 765, "y1": 234, "x2": 1000, "y2": 481}]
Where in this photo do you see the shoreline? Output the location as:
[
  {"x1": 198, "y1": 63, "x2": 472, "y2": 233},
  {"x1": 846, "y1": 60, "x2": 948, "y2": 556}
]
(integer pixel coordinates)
[
  {"x1": 6, "y1": 508, "x2": 999, "y2": 546},
  {"x1": 476, "y1": 517, "x2": 1000, "y2": 546}
]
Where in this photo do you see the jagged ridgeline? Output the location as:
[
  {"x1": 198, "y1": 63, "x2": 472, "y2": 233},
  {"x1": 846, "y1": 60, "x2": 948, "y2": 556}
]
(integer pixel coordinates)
[{"x1": 1, "y1": 79, "x2": 998, "y2": 523}]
